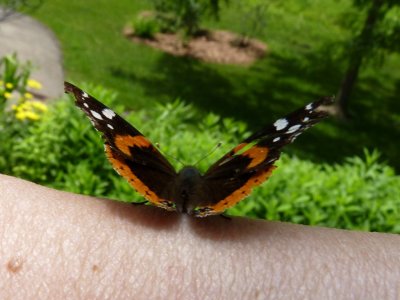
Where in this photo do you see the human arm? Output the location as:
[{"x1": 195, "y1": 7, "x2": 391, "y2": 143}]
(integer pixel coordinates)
[{"x1": 0, "y1": 174, "x2": 399, "y2": 299}]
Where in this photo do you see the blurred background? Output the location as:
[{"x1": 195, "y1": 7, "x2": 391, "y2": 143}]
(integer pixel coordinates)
[{"x1": 0, "y1": 0, "x2": 399, "y2": 232}]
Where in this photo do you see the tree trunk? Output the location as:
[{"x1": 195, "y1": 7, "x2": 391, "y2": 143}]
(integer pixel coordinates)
[{"x1": 335, "y1": 0, "x2": 385, "y2": 119}]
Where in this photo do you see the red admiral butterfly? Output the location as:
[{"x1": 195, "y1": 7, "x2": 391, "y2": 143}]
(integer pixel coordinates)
[{"x1": 65, "y1": 82, "x2": 331, "y2": 217}]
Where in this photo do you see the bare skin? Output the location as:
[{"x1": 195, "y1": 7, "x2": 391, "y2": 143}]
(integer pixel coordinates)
[{"x1": 0, "y1": 174, "x2": 399, "y2": 299}]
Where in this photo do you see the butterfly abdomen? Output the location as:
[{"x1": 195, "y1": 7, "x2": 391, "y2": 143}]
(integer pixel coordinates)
[{"x1": 172, "y1": 166, "x2": 206, "y2": 214}]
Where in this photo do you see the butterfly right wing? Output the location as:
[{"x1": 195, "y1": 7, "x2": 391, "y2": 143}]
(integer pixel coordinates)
[
  {"x1": 193, "y1": 97, "x2": 333, "y2": 217},
  {"x1": 64, "y1": 82, "x2": 178, "y2": 210}
]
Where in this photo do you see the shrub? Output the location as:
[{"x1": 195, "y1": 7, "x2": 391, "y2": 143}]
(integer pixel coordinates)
[
  {"x1": 229, "y1": 149, "x2": 400, "y2": 233},
  {"x1": 0, "y1": 53, "x2": 47, "y2": 173},
  {"x1": 0, "y1": 53, "x2": 46, "y2": 119},
  {"x1": 152, "y1": 0, "x2": 230, "y2": 36},
  {"x1": 0, "y1": 53, "x2": 30, "y2": 109},
  {"x1": 131, "y1": 14, "x2": 160, "y2": 39},
  {"x1": 1, "y1": 83, "x2": 117, "y2": 194},
  {"x1": 1, "y1": 84, "x2": 399, "y2": 233}
]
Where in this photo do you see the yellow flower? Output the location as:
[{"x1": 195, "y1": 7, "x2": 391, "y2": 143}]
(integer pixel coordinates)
[
  {"x1": 4, "y1": 92, "x2": 12, "y2": 99},
  {"x1": 31, "y1": 101, "x2": 48, "y2": 112},
  {"x1": 15, "y1": 111, "x2": 39, "y2": 121},
  {"x1": 24, "y1": 92, "x2": 33, "y2": 99},
  {"x1": 12, "y1": 100, "x2": 47, "y2": 121},
  {"x1": 15, "y1": 111, "x2": 27, "y2": 120},
  {"x1": 25, "y1": 111, "x2": 40, "y2": 121},
  {"x1": 27, "y1": 79, "x2": 42, "y2": 90},
  {"x1": 5, "y1": 82, "x2": 13, "y2": 89}
]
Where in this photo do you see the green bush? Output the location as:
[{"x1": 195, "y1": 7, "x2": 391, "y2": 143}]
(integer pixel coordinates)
[
  {"x1": 0, "y1": 54, "x2": 48, "y2": 173},
  {"x1": 131, "y1": 14, "x2": 160, "y2": 39},
  {"x1": 152, "y1": 0, "x2": 229, "y2": 35},
  {"x1": 1, "y1": 83, "x2": 118, "y2": 195},
  {"x1": 0, "y1": 53, "x2": 47, "y2": 122},
  {"x1": 1, "y1": 84, "x2": 399, "y2": 233},
  {"x1": 229, "y1": 149, "x2": 400, "y2": 233}
]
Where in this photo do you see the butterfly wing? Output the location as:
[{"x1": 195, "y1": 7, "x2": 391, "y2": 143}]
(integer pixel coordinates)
[
  {"x1": 194, "y1": 97, "x2": 333, "y2": 217},
  {"x1": 64, "y1": 82, "x2": 177, "y2": 210}
]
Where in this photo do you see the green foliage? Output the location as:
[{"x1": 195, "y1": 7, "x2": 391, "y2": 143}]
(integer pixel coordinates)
[
  {"x1": 1, "y1": 84, "x2": 400, "y2": 233},
  {"x1": 1, "y1": 84, "x2": 117, "y2": 194},
  {"x1": 0, "y1": 54, "x2": 47, "y2": 173},
  {"x1": 131, "y1": 14, "x2": 160, "y2": 39},
  {"x1": 152, "y1": 0, "x2": 229, "y2": 35},
  {"x1": 229, "y1": 149, "x2": 400, "y2": 233},
  {"x1": 233, "y1": 0, "x2": 268, "y2": 46},
  {"x1": 342, "y1": 0, "x2": 400, "y2": 63},
  {"x1": 0, "y1": 53, "x2": 46, "y2": 121},
  {"x1": 0, "y1": 53, "x2": 31, "y2": 107},
  {"x1": 374, "y1": 5, "x2": 400, "y2": 53}
]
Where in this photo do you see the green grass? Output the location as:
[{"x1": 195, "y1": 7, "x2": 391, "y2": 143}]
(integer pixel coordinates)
[{"x1": 29, "y1": 0, "x2": 400, "y2": 170}]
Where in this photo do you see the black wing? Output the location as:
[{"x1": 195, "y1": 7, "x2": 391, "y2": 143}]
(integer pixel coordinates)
[
  {"x1": 193, "y1": 97, "x2": 333, "y2": 217},
  {"x1": 64, "y1": 82, "x2": 177, "y2": 210}
]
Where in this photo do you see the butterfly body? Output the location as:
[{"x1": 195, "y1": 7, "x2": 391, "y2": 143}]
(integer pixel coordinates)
[
  {"x1": 172, "y1": 166, "x2": 205, "y2": 214},
  {"x1": 65, "y1": 82, "x2": 332, "y2": 217}
]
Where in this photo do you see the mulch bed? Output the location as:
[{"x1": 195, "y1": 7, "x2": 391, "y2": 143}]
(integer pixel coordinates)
[{"x1": 124, "y1": 27, "x2": 267, "y2": 65}]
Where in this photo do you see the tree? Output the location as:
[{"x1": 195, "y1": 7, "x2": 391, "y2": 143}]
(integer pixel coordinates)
[
  {"x1": 335, "y1": 0, "x2": 400, "y2": 118},
  {"x1": 152, "y1": 0, "x2": 229, "y2": 36}
]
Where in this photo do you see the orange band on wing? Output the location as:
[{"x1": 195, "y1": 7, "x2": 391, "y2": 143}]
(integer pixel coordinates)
[
  {"x1": 243, "y1": 146, "x2": 269, "y2": 169},
  {"x1": 197, "y1": 165, "x2": 277, "y2": 217},
  {"x1": 105, "y1": 145, "x2": 173, "y2": 210},
  {"x1": 230, "y1": 143, "x2": 269, "y2": 169},
  {"x1": 114, "y1": 135, "x2": 152, "y2": 156}
]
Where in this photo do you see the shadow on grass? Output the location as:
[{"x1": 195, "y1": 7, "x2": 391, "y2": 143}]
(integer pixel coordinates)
[{"x1": 110, "y1": 50, "x2": 400, "y2": 170}]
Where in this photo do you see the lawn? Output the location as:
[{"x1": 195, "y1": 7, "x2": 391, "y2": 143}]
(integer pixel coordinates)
[{"x1": 30, "y1": 0, "x2": 400, "y2": 170}]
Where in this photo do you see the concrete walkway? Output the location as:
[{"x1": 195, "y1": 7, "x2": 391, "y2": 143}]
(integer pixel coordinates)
[{"x1": 0, "y1": 8, "x2": 64, "y2": 99}]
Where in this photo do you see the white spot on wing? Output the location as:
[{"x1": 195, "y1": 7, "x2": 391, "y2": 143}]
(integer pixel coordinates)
[
  {"x1": 82, "y1": 92, "x2": 89, "y2": 98},
  {"x1": 83, "y1": 103, "x2": 89, "y2": 108},
  {"x1": 274, "y1": 118, "x2": 288, "y2": 131},
  {"x1": 305, "y1": 103, "x2": 313, "y2": 110},
  {"x1": 90, "y1": 110, "x2": 103, "y2": 120},
  {"x1": 107, "y1": 124, "x2": 114, "y2": 130},
  {"x1": 273, "y1": 137, "x2": 280, "y2": 142},
  {"x1": 303, "y1": 117, "x2": 310, "y2": 122},
  {"x1": 102, "y1": 108, "x2": 116, "y2": 119},
  {"x1": 287, "y1": 124, "x2": 302, "y2": 133}
]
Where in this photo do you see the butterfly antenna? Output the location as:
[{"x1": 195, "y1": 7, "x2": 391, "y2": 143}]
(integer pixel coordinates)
[
  {"x1": 193, "y1": 142, "x2": 222, "y2": 167},
  {"x1": 155, "y1": 143, "x2": 185, "y2": 167}
]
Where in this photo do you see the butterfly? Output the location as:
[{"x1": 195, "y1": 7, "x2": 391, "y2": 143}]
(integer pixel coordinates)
[{"x1": 65, "y1": 82, "x2": 332, "y2": 217}]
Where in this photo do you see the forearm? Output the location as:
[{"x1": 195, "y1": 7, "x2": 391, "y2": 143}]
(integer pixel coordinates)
[{"x1": 0, "y1": 174, "x2": 399, "y2": 299}]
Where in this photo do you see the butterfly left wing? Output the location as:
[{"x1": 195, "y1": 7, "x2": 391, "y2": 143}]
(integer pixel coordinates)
[
  {"x1": 64, "y1": 82, "x2": 178, "y2": 210},
  {"x1": 193, "y1": 97, "x2": 333, "y2": 217}
]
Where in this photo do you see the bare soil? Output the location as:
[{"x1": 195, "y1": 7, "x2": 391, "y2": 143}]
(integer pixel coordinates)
[{"x1": 123, "y1": 27, "x2": 267, "y2": 65}]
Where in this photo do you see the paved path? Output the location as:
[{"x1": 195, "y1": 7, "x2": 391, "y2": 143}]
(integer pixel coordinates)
[{"x1": 0, "y1": 8, "x2": 64, "y2": 99}]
